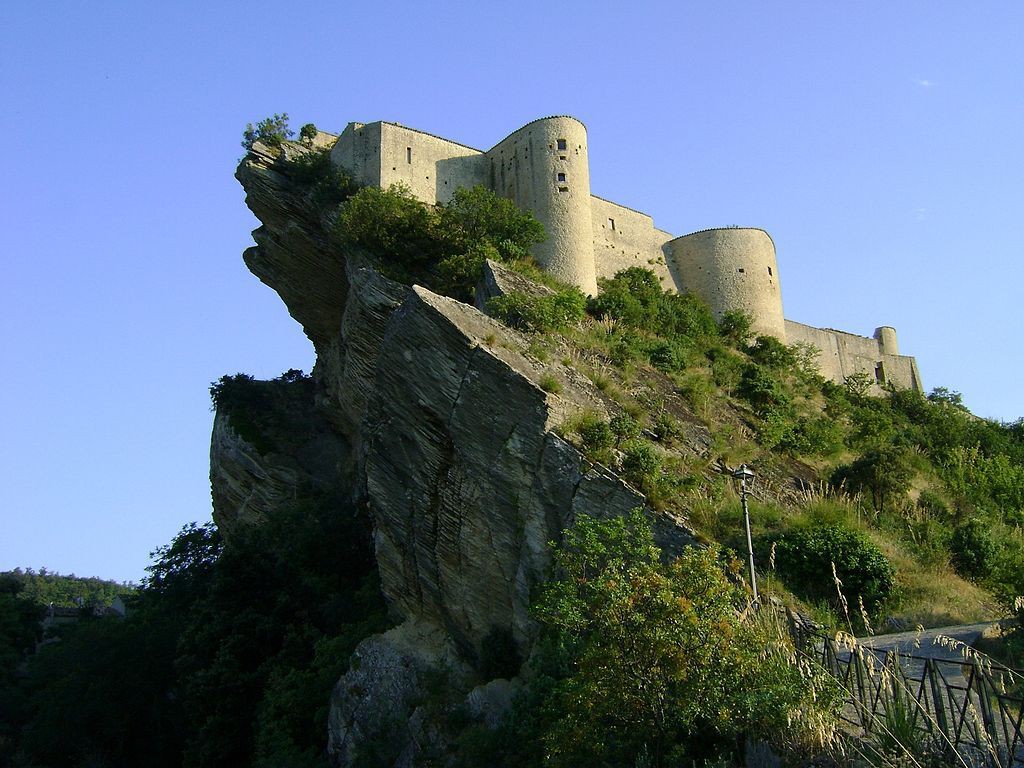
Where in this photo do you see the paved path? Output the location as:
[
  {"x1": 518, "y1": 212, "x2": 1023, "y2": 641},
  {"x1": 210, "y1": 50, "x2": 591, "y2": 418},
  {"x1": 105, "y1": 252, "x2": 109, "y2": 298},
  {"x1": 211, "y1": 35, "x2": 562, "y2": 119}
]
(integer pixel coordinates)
[{"x1": 859, "y1": 622, "x2": 1000, "y2": 664}]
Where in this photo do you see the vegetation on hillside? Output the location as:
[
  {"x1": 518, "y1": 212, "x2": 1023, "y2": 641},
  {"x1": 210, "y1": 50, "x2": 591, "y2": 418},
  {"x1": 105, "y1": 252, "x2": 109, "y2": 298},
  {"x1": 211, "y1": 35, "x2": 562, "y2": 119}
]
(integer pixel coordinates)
[{"x1": 0, "y1": 569, "x2": 133, "y2": 610}]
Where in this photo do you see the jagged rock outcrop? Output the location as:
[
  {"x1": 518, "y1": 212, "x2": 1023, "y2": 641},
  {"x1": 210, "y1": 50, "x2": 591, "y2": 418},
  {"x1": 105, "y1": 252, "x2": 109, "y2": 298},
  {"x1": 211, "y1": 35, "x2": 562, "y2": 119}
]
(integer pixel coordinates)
[
  {"x1": 209, "y1": 376, "x2": 353, "y2": 535},
  {"x1": 217, "y1": 141, "x2": 702, "y2": 765}
]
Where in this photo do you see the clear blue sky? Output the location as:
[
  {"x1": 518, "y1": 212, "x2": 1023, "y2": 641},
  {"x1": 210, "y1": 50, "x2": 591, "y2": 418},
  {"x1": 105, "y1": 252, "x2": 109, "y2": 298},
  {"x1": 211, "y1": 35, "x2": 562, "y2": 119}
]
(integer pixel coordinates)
[{"x1": 2, "y1": 1, "x2": 1021, "y2": 583}]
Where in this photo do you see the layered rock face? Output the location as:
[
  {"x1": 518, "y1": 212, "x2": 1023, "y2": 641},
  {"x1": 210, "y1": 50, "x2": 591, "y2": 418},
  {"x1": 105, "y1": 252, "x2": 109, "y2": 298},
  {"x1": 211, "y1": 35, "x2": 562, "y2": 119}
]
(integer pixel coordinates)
[{"x1": 217, "y1": 139, "x2": 699, "y2": 765}]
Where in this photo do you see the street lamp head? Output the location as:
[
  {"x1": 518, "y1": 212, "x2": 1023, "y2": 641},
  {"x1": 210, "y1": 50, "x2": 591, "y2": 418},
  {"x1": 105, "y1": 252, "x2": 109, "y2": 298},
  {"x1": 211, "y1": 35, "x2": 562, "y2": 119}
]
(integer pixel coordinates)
[{"x1": 732, "y1": 464, "x2": 755, "y2": 483}]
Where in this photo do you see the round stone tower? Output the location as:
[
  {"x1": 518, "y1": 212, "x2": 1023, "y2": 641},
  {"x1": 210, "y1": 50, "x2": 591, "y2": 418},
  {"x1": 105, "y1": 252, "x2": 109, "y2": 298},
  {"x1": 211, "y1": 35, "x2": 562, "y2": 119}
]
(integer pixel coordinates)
[
  {"x1": 668, "y1": 228, "x2": 786, "y2": 341},
  {"x1": 874, "y1": 326, "x2": 899, "y2": 355},
  {"x1": 486, "y1": 116, "x2": 597, "y2": 295}
]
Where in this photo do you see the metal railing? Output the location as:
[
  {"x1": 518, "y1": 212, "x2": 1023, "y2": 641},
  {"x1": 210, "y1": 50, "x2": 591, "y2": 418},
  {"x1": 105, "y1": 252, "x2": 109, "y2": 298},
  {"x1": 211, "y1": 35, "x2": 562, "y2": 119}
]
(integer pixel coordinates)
[{"x1": 787, "y1": 615, "x2": 1024, "y2": 767}]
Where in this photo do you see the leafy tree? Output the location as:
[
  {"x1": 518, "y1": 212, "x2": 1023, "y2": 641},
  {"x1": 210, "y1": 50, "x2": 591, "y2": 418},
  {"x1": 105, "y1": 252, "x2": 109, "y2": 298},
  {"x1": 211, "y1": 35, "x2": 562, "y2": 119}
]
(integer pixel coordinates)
[
  {"x1": 533, "y1": 512, "x2": 840, "y2": 767},
  {"x1": 949, "y1": 517, "x2": 998, "y2": 579},
  {"x1": 833, "y1": 446, "x2": 914, "y2": 511},
  {"x1": 242, "y1": 113, "x2": 294, "y2": 150},
  {"x1": 718, "y1": 309, "x2": 753, "y2": 346},
  {"x1": 298, "y1": 122, "x2": 318, "y2": 143}
]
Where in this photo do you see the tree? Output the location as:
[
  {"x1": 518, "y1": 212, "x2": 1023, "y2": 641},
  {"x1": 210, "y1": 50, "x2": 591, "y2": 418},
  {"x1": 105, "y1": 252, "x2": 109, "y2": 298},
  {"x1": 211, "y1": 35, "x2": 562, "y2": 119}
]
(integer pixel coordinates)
[
  {"x1": 534, "y1": 511, "x2": 839, "y2": 767},
  {"x1": 242, "y1": 113, "x2": 293, "y2": 150}
]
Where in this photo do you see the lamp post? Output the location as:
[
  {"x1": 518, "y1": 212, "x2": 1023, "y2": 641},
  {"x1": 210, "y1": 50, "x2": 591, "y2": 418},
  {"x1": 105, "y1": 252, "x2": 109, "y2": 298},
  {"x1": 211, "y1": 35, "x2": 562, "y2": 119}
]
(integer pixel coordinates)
[{"x1": 732, "y1": 464, "x2": 759, "y2": 607}]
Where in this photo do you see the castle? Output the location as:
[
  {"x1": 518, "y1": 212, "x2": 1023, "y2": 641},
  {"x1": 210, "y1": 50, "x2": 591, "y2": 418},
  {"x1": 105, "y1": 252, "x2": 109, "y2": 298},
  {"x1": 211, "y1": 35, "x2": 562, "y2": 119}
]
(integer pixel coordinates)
[{"x1": 330, "y1": 115, "x2": 923, "y2": 392}]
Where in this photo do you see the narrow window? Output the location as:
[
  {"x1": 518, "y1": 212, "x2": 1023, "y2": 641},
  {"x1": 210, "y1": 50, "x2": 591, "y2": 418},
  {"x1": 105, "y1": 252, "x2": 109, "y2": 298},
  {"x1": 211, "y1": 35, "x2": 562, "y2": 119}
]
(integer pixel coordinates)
[
  {"x1": 608, "y1": 218, "x2": 616, "y2": 231},
  {"x1": 558, "y1": 186, "x2": 569, "y2": 193},
  {"x1": 559, "y1": 155, "x2": 566, "y2": 160},
  {"x1": 767, "y1": 266, "x2": 773, "y2": 276},
  {"x1": 557, "y1": 172, "x2": 566, "y2": 182},
  {"x1": 874, "y1": 363, "x2": 885, "y2": 384},
  {"x1": 406, "y1": 147, "x2": 412, "y2": 164},
  {"x1": 557, "y1": 138, "x2": 567, "y2": 151}
]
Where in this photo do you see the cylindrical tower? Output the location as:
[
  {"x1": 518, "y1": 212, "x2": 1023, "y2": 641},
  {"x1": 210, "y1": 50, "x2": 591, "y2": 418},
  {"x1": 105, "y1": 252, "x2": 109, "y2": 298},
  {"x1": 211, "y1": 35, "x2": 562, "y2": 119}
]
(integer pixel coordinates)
[
  {"x1": 486, "y1": 117, "x2": 597, "y2": 295},
  {"x1": 874, "y1": 326, "x2": 899, "y2": 356},
  {"x1": 668, "y1": 228, "x2": 786, "y2": 341}
]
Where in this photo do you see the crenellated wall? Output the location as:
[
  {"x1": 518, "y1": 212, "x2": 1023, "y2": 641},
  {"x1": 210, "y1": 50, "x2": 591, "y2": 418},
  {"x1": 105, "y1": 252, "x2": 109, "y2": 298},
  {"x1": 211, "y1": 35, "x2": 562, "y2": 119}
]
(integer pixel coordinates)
[{"x1": 329, "y1": 116, "x2": 922, "y2": 392}]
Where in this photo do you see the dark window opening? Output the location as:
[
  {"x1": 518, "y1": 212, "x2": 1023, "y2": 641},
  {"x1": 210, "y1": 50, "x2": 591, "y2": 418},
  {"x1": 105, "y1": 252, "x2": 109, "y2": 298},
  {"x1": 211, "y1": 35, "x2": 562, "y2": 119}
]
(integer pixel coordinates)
[
  {"x1": 558, "y1": 186, "x2": 569, "y2": 193},
  {"x1": 557, "y1": 138, "x2": 567, "y2": 150},
  {"x1": 557, "y1": 172, "x2": 566, "y2": 182},
  {"x1": 737, "y1": 268, "x2": 745, "y2": 273},
  {"x1": 608, "y1": 218, "x2": 616, "y2": 231},
  {"x1": 874, "y1": 363, "x2": 885, "y2": 384},
  {"x1": 406, "y1": 147, "x2": 412, "y2": 164},
  {"x1": 767, "y1": 266, "x2": 773, "y2": 276},
  {"x1": 559, "y1": 155, "x2": 566, "y2": 160}
]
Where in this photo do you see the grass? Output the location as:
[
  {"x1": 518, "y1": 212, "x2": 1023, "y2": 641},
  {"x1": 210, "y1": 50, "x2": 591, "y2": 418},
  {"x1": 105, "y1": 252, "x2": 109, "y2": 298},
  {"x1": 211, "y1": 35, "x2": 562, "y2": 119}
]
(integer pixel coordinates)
[{"x1": 539, "y1": 373, "x2": 562, "y2": 394}]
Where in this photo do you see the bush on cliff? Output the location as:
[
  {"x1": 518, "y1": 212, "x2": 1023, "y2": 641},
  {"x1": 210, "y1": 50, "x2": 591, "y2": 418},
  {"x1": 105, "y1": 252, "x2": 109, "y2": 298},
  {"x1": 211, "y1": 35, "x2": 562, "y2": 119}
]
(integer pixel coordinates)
[
  {"x1": 336, "y1": 183, "x2": 546, "y2": 301},
  {"x1": 242, "y1": 113, "x2": 293, "y2": 150}
]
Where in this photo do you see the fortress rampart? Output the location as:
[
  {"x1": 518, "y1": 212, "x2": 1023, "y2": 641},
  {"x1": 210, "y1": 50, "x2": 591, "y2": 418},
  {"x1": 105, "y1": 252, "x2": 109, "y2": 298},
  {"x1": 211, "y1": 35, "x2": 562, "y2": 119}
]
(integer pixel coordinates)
[{"x1": 330, "y1": 117, "x2": 923, "y2": 392}]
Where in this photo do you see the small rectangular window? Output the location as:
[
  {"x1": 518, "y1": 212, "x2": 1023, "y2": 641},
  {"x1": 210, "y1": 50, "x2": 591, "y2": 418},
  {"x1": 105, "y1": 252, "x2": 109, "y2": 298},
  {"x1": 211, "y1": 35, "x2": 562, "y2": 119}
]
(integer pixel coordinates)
[
  {"x1": 556, "y1": 138, "x2": 567, "y2": 151},
  {"x1": 406, "y1": 147, "x2": 412, "y2": 164},
  {"x1": 557, "y1": 172, "x2": 566, "y2": 182},
  {"x1": 737, "y1": 268, "x2": 745, "y2": 273},
  {"x1": 767, "y1": 266, "x2": 773, "y2": 276},
  {"x1": 558, "y1": 186, "x2": 569, "y2": 193},
  {"x1": 608, "y1": 218, "x2": 616, "y2": 231},
  {"x1": 874, "y1": 363, "x2": 885, "y2": 383}
]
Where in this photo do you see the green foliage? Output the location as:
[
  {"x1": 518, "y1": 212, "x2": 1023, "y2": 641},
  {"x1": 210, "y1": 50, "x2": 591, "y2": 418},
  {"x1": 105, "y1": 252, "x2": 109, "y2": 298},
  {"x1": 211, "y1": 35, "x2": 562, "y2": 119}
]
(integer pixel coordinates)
[
  {"x1": 532, "y1": 512, "x2": 840, "y2": 767},
  {"x1": 0, "y1": 568, "x2": 133, "y2": 610},
  {"x1": 746, "y1": 335, "x2": 795, "y2": 369},
  {"x1": 285, "y1": 147, "x2": 360, "y2": 209},
  {"x1": 609, "y1": 411, "x2": 641, "y2": 444},
  {"x1": 737, "y1": 364, "x2": 790, "y2": 415},
  {"x1": 11, "y1": 483, "x2": 386, "y2": 768},
  {"x1": 298, "y1": 122, "x2": 317, "y2": 143},
  {"x1": 588, "y1": 268, "x2": 719, "y2": 347},
  {"x1": 210, "y1": 370, "x2": 314, "y2": 454},
  {"x1": 832, "y1": 446, "x2": 914, "y2": 511},
  {"x1": 538, "y1": 373, "x2": 562, "y2": 394},
  {"x1": 242, "y1": 113, "x2": 293, "y2": 150},
  {"x1": 487, "y1": 289, "x2": 587, "y2": 333},
  {"x1": 620, "y1": 439, "x2": 661, "y2": 489},
  {"x1": 718, "y1": 309, "x2": 753, "y2": 346},
  {"x1": 949, "y1": 517, "x2": 998, "y2": 579},
  {"x1": 336, "y1": 183, "x2": 546, "y2": 301},
  {"x1": 769, "y1": 523, "x2": 895, "y2": 612}
]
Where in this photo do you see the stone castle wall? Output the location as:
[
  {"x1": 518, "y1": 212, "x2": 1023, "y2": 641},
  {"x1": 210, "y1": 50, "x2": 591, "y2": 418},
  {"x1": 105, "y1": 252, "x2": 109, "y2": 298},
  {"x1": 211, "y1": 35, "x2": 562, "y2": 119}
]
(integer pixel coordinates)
[
  {"x1": 330, "y1": 116, "x2": 923, "y2": 392},
  {"x1": 785, "y1": 320, "x2": 922, "y2": 392}
]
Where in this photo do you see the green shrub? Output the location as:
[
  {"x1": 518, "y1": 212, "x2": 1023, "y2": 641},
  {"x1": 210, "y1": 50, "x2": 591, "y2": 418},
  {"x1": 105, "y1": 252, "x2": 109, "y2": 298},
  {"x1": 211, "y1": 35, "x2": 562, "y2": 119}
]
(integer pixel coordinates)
[
  {"x1": 298, "y1": 123, "x2": 317, "y2": 143},
  {"x1": 718, "y1": 309, "x2": 753, "y2": 346},
  {"x1": 738, "y1": 364, "x2": 790, "y2": 415},
  {"x1": 285, "y1": 147, "x2": 359, "y2": 208},
  {"x1": 620, "y1": 439, "x2": 661, "y2": 489},
  {"x1": 770, "y1": 523, "x2": 895, "y2": 612},
  {"x1": 242, "y1": 113, "x2": 293, "y2": 150},
  {"x1": 538, "y1": 374, "x2": 562, "y2": 394},
  {"x1": 532, "y1": 512, "x2": 841, "y2": 766},
  {"x1": 832, "y1": 447, "x2": 914, "y2": 511},
  {"x1": 609, "y1": 412, "x2": 641, "y2": 444},
  {"x1": 578, "y1": 419, "x2": 614, "y2": 455},
  {"x1": 949, "y1": 517, "x2": 997, "y2": 579},
  {"x1": 487, "y1": 289, "x2": 586, "y2": 333},
  {"x1": 747, "y1": 335, "x2": 796, "y2": 369}
]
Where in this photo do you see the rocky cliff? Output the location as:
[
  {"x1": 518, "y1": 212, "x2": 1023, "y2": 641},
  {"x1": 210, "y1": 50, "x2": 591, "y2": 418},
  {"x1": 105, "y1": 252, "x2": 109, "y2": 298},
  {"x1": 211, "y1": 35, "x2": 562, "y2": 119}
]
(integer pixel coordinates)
[{"x1": 217, "y1": 138, "x2": 700, "y2": 765}]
